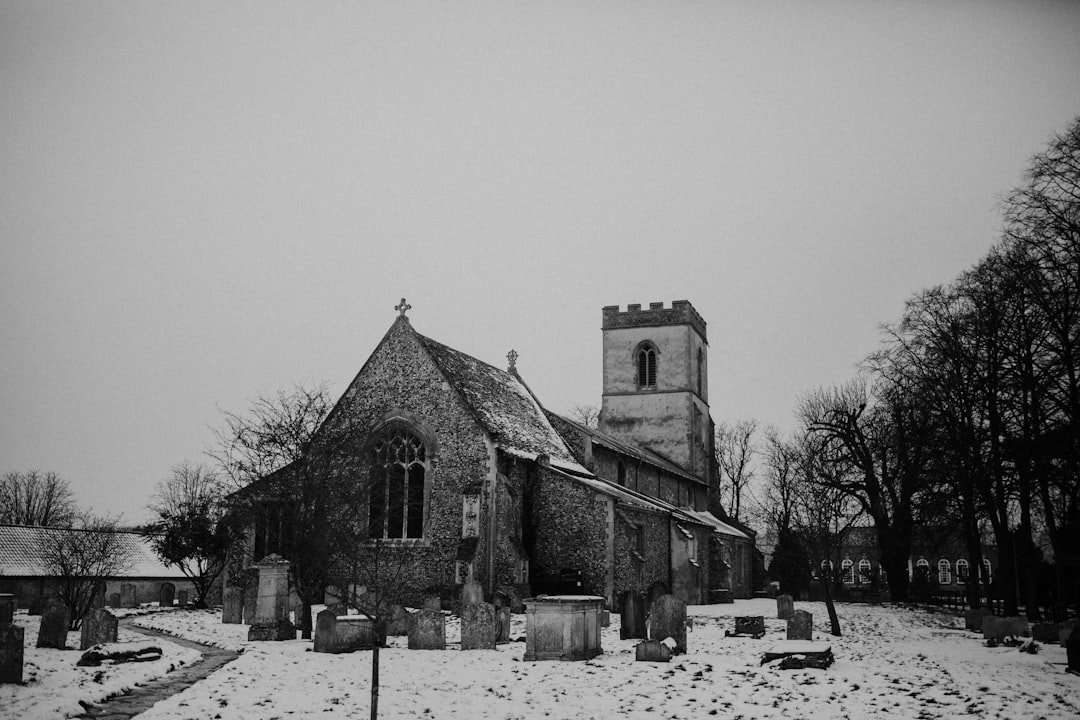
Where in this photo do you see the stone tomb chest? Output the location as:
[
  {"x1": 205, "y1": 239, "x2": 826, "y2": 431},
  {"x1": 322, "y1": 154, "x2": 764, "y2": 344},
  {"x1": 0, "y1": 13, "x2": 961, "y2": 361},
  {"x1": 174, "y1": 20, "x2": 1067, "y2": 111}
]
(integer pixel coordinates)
[{"x1": 523, "y1": 595, "x2": 604, "y2": 662}]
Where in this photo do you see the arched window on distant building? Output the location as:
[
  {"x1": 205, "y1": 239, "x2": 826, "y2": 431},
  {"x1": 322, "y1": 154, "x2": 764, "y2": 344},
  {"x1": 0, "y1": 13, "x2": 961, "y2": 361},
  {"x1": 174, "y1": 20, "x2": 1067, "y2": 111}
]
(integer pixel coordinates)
[
  {"x1": 819, "y1": 559, "x2": 833, "y2": 579},
  {"x1": 858, "y1": 559, "x2": 872, "y2": 584},
  {"x1": 841, "y1": 558, "x2": 854, "y2": 584},
  {"x1": 915, "y1": 558, "x2": 930, "y2": 582},
  {"x1": 937, "y1": 559, "x2": 952, "y2": 585},
  {"x1": 636, "y1": 343, "x2": 658, "y2": 388},
  {"x1": 956, "y1": 559, "x2": 970, "y2": 583},
  {"x1": 982, "y1": 559, "x2": 993, "y2": 584}
]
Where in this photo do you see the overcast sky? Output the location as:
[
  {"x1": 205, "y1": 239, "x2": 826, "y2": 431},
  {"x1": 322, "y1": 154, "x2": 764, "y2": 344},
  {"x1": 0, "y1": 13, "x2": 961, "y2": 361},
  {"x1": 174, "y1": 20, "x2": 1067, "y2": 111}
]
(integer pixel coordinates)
[{"x1": 2, "y1": 1, "x2": 1078, "y2": 525}]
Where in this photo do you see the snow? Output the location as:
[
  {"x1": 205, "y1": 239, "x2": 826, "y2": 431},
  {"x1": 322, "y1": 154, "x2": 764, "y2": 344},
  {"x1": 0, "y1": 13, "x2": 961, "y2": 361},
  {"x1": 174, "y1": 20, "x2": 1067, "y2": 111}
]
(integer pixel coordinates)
[{"x1": 3, "y1": 600, "x2": 1076, "y2": 719}]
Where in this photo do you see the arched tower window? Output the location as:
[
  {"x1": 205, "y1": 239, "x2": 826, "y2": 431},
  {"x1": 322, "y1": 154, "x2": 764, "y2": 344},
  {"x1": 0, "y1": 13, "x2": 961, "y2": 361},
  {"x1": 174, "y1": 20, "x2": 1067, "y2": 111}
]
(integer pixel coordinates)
[
  {"x1": 637, "y1": 343, "x2": 657, "y2": 388},
  {"x1": 368, "y1": 426, "x2": 428, "y2": 539}
]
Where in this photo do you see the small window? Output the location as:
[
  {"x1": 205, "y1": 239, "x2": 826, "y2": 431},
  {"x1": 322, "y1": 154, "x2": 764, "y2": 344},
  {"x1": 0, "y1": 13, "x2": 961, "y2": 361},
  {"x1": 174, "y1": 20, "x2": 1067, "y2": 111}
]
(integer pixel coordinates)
[
  {"x1": 637, "y1": 343, "x2": 657, "y2": 388},
  {"x1": 937, "y1": 559, "x2": 951, "y2": 585},
  {"x1": 858, "y1": 559, "x2": 872, "y2": 584},
  {"x1": 982, "y1": 559, "x2": 992, "y2": 584},
  {"x1": 956, "y1": 559, "x2": 970, "y2": 583},
  {"x1": 915, "y1": 558, "x2": 930, "y2": 582},
  {"x1": 841, "y1": 558, "x2": 854, "y2": 584}
]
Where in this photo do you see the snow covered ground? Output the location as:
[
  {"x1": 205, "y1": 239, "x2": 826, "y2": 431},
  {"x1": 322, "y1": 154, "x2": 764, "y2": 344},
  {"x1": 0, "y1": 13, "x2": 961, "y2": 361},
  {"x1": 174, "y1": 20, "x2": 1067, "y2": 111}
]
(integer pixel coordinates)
[
  {"x1": 0, "y1": 608, "x2": 201, "y2": 718},
  {"x1": 3, "y1": 600, "x2": 1076, "y2": 719}
]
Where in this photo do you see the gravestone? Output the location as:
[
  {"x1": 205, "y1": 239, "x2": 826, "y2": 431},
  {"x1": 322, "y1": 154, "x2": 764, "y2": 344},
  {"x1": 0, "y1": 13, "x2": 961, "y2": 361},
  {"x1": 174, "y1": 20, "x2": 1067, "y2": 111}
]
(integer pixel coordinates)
[
  {"x1": 648, "y1": 594, "x2": 687, "y2": 654},
  {"x1": 981, "y1": 615, "x2": 1030, "y2": 643},
  {"x1": 523, "y1": 595, "x2": 604, "y2": 661},
  {"x1": 733, "y1": 616, "x2": 766, "y2": 638},
  {"x1": 0, "y1": 625, "x2": 24, "y2": 684},
  {"x1": 787, "y1": 609, "x2": 813, "y2": 641},
  {"x1": 91, "y1": 586, "x2": 106, "y2": 610},
  {"x1": 408, "y1": 608, "x2": 446, "y2": 650},
  {"x1": 461, "y1": 602, "x2": 497, "y2": 650},
  {"x1": 0, "y1": 594, "x2": 14, "y2": 625},
  {"x1": 242, "y1": 588, "x2": 257, "y2": 625},
  {"x1": 177, "y1": 590, "x2": 189, "y2": 607},
  {"x1": 1031, "y1": 622, "x2": 1064, "y2": 643},
  {"x1": 646, "y1": 582, "x2": 669, "y2": 611},
  {"x1": 109, "y1": 593, "x2": 121, "y2": 609},
  {"x1": 964, "y1": 608, "x2": 993, "y2": 631},
  {"x1": 247, "y1": 554, "x2": 296, "y2": 641},
  {"x1": 423, "y1": 595, "x2": 442, "y2": 612},
  {"x1": 120, "y1": 584, "x2": 137, "y2": 608},
  {"x1": 80, "y1": 608, "x2": 118, "y2": 650},
  {"x1": 385, "y1": 604, "x2": 413, "y2": 636},
  {"x1": 159, "y1": 582, "x2": 175, "y2": 608},
  {"x1": 222, "y1": 587, "x2": 243, "y2": 624},
  {"x1": 620, "y1": 592, "x2": 647, "y2": 640},
  {"x1": 635, "y1": 638, "x2": 673, "y2": 663},
  {"x1": 462, "y1": 580, "x2": 484, "y2": 605},
  {"x1": 1066, "y1": 625, "x2": 1080, "y2": 675},
  {"x1": 314, "y1": 610, "x2": 375, "y2": 653},
  {"x1": 776, "y1": 594, "x2": 794, "y2": 620},
  {"x1": 36, "y1": 603, "x2": 70, "y2": 649},
  {"x1": 600, "y1": 609, "x2": 610, "y2": 628}
]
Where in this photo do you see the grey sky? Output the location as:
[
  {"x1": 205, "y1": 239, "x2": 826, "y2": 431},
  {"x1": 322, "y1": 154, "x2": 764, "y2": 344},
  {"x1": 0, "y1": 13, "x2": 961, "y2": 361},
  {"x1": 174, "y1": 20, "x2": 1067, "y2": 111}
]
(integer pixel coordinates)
[{"x1": 3, "y1": 1, "x2": 1078, "y2": 524}]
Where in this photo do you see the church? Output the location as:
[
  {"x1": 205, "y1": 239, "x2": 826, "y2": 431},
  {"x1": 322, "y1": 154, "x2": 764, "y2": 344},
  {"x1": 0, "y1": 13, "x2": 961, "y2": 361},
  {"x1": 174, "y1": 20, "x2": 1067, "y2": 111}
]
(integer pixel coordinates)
[{"x1": 240, "y1": 299, "x2": 756, "y2": 609}]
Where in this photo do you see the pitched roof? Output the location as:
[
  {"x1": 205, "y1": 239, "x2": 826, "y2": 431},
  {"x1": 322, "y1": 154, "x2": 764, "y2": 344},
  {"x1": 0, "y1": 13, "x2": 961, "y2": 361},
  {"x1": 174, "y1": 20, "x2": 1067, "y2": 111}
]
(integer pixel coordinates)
[
  {"x1": 0, "y1": 524, "x2": 187, "y2": 578},
  {"x1": 416, "y1": 333, "x2": 587, "y2": 474}
]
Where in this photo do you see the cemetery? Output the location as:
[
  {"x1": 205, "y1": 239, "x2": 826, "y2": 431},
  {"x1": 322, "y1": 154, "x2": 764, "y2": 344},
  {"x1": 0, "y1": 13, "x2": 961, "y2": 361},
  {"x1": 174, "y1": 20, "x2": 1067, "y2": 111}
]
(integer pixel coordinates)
[{"x1": 2, "y1": 591, "x2": 1077, "y2": 719}]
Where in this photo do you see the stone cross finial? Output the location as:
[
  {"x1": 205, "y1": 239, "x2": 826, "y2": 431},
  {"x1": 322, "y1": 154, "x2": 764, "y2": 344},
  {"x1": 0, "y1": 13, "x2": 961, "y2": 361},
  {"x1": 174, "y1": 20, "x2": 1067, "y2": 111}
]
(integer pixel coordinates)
[
  {"x1": 507, "y1": 349, "x2": 518, "y2": 372},
  {"x1": 395, "y1": 298, "x2": 412, "y2": 317}
]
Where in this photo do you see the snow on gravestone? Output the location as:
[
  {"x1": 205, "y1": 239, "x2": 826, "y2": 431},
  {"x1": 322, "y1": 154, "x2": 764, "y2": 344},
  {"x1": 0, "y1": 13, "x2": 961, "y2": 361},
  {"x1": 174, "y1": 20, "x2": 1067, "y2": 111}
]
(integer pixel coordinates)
[
  {"x1": 648, "y1": 594, "x2": 687, "y2": 654},
  {"x1": 786, "y1": 610, "x2": 813, "y2": 641}
]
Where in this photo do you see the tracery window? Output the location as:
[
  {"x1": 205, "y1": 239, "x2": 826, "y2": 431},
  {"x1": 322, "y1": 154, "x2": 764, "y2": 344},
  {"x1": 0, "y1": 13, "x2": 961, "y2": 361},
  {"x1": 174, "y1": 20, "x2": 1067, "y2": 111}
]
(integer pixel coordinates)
[
  {"x1": 368, "y1": 426, "x2": 428, "y2": 539},
  {"x1": 637, "y1": 343, "x2": 657, "y2": 388},
  {"x1": 841, "y1": 558, "x2": 854, "y2": 584},
  {"x1": 956, "y1": 559, "x2": 970, "y2": 583},
  {"x1": 937, "y1": 559, "x2": 952, "y2": 585}
]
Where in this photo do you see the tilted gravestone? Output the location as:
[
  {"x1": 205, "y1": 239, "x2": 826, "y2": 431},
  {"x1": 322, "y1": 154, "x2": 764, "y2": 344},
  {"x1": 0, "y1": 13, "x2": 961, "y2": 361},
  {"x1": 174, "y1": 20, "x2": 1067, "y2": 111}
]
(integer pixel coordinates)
[
  {"x1": 177, "y1": 590, "x2": 189, "y2": 607},
  {"x1": 461, "y1": 602, "x2": 497, "y2": 650},
  {"x1": 0, "y1": 594, "x2": 14, "y2": 625},
  {"x1": 0, "y1": 625, "x2": 24, "y2": 684},
  {"x1": 247, "y1": 554, "x2": 296, "y2": 641},
  {"x1": 120, "y1": 584, "x2": 137, "y2": 608},
  {"x1": 787, "y1": 609, "x2": 813, "y2": 641},
  {"x1": 159, "y1": 582, "x2": 175, "y2": 608},
  {"x1": 36, "y1": 603, "x2": 70, "y2": 649},
  {"x1": 408, "y1": 608, "x2": 446, "y2": 650},
  {"x1": 620, "y1": 592, "x2": 647, "y2": 640},
  {"x1": 964, "y1": 608, "x2": 993, "y2": 632},
  {"x1": 648, "y1": 594, "x2": 687, "y2": 655},
  {"x1": 776, "y1": 594, "x2": 794, "y2": 620},
  {"x1": 222, "y1": 587, "x2": 243, "y2": 624},
  {"x1": 80, "y1": 608, "x2": 118, "y2": 650},
  {"x1": 734, "y1": 616, "x2": 766, "y2": 638}
]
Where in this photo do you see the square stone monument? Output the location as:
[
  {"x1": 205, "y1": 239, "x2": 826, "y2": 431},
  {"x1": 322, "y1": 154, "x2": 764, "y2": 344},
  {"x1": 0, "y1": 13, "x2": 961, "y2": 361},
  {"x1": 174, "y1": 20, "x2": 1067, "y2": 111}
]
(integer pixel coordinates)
[
  {"x1": 247, "y1": 554, "x2": 296, "y2": 641},
  {"x1": 314, "y1": 610, "x2": 375, "y2": 653},
  {"x1": 523, "y1": 595, "x2": 603, "y2": 661}
]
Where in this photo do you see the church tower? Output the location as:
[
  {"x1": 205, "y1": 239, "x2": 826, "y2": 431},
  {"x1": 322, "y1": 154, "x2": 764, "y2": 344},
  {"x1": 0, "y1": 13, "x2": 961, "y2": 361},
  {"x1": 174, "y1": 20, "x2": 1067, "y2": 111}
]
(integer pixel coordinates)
[{"x1": 598, "y1": 301, "x2": 712, "y2": 480}]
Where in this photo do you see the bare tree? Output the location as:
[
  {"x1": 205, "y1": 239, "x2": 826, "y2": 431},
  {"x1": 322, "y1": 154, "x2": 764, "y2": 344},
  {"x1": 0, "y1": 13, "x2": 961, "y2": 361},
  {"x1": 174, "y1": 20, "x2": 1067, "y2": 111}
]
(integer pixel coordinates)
[
  {"x1": 568, "y1": 404, "x2": 600, "y2": 429},
  {"x1": 148, "y1": 462, "x2": 244, "y2": 608},
  {"x1": 0, "y1": 470, "x2": 77, "y2": 527},
  {"x1": 714, "y1": 419, "x2": 758, "y2": 521},
  {"x1": 41, "y1": 513, "x2": 133, "y2": 629}
]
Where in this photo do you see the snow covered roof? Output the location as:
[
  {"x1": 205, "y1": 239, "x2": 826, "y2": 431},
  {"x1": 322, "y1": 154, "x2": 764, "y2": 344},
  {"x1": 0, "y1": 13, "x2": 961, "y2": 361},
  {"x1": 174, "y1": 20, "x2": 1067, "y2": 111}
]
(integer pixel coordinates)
[
  {"x1": 0, "y1": 524, "x2": 186, "y2": 578},
  {"x1": 417, "y1": 334, "x2": 588, "y2": 474},
  {"x1": 680, "y1": 509, "x2": 753, "y2": 540}
]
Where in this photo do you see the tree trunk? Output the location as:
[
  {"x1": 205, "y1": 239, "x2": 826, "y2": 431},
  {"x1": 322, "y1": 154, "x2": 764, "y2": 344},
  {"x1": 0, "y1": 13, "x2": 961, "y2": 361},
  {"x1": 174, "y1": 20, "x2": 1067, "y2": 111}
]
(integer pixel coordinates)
[
  {"x1": 820, "y1": 573, "x2": 842, "y2": 637},
  {"x1": 370, "y1": 641, "x2": 380, "y2": 720},
  {"x1": 877, "y1": 525, "x2": 911, "y2": 602}
]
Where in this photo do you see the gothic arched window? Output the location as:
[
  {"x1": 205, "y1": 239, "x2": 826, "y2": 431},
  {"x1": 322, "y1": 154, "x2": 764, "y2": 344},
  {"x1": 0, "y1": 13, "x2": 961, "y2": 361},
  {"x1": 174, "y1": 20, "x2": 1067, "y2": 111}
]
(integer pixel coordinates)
[
  {"x1": 937, "y1": 559, "x2": 952, "y2": 585},
  {"x1": 368, "y1": 426, "x2": 428, "y2": 540},
  {"x1": 637, "y1": 343, "x2": 658, "y2": 388},
  {"x1": 858, "y1": 559, "x2": 872, "y2": 584}
]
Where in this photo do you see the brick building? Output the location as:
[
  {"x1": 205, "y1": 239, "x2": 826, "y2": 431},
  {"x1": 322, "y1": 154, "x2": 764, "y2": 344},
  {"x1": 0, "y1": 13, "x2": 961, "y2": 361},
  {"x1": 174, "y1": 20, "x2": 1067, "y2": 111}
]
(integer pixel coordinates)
[{"x1": 235, "y1": 300, "x2": 755, "y2": 608}]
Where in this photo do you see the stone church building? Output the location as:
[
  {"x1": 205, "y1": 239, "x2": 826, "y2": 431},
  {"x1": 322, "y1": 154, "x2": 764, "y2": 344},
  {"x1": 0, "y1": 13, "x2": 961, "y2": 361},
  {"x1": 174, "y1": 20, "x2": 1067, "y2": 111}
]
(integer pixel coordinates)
[{"x1": 241, "y1": 299, "x2": 755, "y2": 609}]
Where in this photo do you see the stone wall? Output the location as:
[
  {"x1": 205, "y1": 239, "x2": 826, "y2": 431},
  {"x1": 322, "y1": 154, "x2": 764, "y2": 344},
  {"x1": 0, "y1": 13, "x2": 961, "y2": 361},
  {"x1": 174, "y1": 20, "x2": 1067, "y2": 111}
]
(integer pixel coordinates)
[
  {"x1": 612, "y1": 506, "x2": 669, "y2": 604},
  {"x1": 528, "y1": 467, "x2": 609, "y2": 598}
]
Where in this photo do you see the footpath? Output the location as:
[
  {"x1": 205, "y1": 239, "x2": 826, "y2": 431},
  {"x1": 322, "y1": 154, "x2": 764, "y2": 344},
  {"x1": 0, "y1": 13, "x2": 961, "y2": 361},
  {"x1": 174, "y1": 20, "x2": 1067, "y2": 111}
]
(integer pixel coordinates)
[{"x1": 75, "y1": 620, "x2": 240, "y2": 720}]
